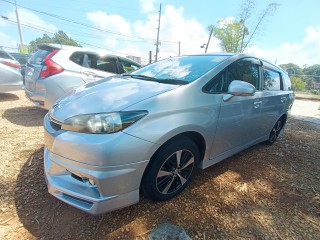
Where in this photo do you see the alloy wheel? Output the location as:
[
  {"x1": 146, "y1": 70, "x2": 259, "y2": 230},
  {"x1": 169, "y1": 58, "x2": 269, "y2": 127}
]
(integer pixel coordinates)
[{"x1": 156, "y1": 149, "x2": 195, "y2": 195}]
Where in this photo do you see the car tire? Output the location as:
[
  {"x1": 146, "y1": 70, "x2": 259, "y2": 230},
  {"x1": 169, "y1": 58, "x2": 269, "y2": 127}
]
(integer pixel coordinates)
[
  {"x1": 142, "y1": 136, "x2": 199, "y2": 201},
  {"x1": 265, "y1": 117, "x2": 284, "y2": 145}
]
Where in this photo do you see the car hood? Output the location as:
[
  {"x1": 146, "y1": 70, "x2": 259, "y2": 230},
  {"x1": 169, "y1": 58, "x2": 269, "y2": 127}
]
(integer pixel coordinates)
[{"x1": 50, "y1": 76, "x2": 180, "y2": 121}]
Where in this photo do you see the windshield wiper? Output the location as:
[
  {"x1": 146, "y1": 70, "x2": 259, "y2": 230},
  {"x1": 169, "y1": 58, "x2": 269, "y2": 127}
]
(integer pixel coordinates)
[
  {"x1": 123, "y1": 74, "x2": 189, "y2": 85},
  {"x1": 156, "y1": 79, "x2": 189, "y2": 85},
  {"x1": 122, "y1": 74, "x2": 157, "y2": 81}
]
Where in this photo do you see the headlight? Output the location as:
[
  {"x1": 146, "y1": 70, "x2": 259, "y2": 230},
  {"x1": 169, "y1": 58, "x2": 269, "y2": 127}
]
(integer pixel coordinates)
[{"x1": 61, "y1": 111, "x2": 148, "y2": 134}]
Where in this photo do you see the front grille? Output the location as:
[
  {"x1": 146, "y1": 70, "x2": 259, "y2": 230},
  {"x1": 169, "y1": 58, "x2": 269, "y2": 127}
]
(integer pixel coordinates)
[
  {"x1": 49, "y1": 115, "x2": 62, "y2": 131},
  {"x1": 61, "y1": 193, "x2": 93, "y2": 209}
]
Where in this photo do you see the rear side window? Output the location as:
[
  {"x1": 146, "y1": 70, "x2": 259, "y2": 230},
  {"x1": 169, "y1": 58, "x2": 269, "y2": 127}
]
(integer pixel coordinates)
[
  {"x1": 70, "y1": 52, "x2": 84, "y2": 66},
  {"x1": 282, "y1": 73, "x2": 292, "y2": 91},
  {"x1": 263, "y1": 68, "x2": 281, "y2": 90},
  {"x1": 29, "y1": 49, "x2": 52, "y2": 64}
]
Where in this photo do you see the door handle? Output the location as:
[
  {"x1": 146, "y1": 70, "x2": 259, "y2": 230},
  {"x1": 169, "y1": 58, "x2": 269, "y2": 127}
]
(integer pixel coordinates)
[
  {"x1": 281, "y1": 97, "x2": 287, "y2": 103},
  {"x1": 253, "y1": 101, "x2": 262, "y2": 108}
]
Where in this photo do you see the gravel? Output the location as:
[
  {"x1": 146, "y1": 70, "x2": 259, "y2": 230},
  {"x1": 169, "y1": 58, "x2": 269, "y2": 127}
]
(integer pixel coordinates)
[{"x1": 0, "y1": 90, "x2": 319, "y2": 240}]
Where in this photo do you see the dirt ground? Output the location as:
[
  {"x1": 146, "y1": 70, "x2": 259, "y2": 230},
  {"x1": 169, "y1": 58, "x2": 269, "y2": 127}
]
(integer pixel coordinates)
[{"x1": 0, "y1": 90, "x2": 319, "y2": 240}]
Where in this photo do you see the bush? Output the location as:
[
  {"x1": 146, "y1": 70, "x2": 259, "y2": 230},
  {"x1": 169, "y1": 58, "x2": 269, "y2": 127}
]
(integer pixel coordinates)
[{"x1": 291, "y1": 76, "x2": 306, "y2": 91}]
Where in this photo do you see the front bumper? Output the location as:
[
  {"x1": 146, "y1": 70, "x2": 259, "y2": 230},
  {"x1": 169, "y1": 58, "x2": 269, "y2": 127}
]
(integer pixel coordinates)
[
  {"x1": 44, "y1": 148, "x2": 148, "y2": 215},
  {"x1": 43, "y1": 114, "x2": 156, "y2": 214}
]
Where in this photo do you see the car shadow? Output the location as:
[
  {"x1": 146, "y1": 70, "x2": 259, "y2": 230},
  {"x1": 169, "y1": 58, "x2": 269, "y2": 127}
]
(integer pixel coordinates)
[
  {"x1": 14, "y1": 147, "x2": 176, "y2": 239},
  {"x1": 2, "y1": 106, "x2": 47, "y2": 127},
  {"x1": 14, "y1": 145, "x2": 284, "y2": 239},
  {"x1": 13, "y1": 119, "x2": 320, "y2": 239},
  {"x1": 0, "y1": 93, "x2": 20, "y2": 102}
]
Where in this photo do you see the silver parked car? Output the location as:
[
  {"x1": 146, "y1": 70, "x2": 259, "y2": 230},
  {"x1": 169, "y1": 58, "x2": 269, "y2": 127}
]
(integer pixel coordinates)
[
  {"x1": 44, "y1": 53, "x2": 294, "y2": 214},
  {"x1": 24, "y1": 44, "x2": 141, "y2": 109},
  {"x1": 0, "y1": 48, "x2": 23, "y2": 93}
]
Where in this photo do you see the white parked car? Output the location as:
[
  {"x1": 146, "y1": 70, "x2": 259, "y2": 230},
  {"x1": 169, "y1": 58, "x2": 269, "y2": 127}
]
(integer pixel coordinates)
[
  {"x1": 0, "y1": 48, "x2": 23, "y2": 93},
  {"x1": 24, "y1": 44, "x2": 141, "y2": 109}
]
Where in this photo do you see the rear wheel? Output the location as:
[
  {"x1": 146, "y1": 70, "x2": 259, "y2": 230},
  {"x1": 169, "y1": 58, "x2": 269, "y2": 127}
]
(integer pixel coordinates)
[
  {"x1": 266, "y1": 118, "x2": 284, "y2": 145},
  {"x1": 142, "y1": 136, "x2": 199, "y2": 201}
]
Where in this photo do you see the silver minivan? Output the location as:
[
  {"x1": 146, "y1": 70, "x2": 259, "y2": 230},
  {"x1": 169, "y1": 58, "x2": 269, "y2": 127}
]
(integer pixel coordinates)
[{"x1": 43, "y1": 53, "x2": 294, "y2": 214}]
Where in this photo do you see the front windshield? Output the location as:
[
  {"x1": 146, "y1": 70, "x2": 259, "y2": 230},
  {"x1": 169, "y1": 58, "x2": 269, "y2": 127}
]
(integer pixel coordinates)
[{"x1": 128, "y1": 55, "x2": 231, "y2": 84}]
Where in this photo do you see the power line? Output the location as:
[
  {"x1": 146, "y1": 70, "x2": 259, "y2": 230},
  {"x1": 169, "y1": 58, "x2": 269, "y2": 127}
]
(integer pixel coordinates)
[
  {"x1": 1, "y1": 0, "x2": 179, "y2": 44},
  {"x1": 3, "y1": 17, "x2": 148, "y2": 60},
  {"x1": 1, "y1": 0, "x2": 171, "y2": 43}
]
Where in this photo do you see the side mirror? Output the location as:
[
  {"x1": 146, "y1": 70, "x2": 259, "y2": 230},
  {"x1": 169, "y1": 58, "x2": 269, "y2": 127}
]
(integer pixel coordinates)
[{"x1": 223, "y1": 80, "x2": 256, "y2": 101}]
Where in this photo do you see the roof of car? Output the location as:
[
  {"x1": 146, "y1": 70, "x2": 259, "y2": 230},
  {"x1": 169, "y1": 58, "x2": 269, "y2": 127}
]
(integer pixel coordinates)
[{"x1": 37, "y1": 43, "x2": 141, "y2": 65}]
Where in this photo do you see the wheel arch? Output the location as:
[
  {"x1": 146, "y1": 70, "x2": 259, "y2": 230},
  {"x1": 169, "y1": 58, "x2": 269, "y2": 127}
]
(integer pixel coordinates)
[
  {"x1": 140, "y1": 131, "x2": 207, "y2": 189},
  {"x1": 278, "y1": 113, "x2": 288, "y2": 129}
]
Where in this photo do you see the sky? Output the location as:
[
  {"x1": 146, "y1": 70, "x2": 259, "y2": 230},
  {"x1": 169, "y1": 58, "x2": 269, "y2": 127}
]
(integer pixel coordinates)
[{"x1": 0, "y1": 0, "x2": 319, "y2": 67}]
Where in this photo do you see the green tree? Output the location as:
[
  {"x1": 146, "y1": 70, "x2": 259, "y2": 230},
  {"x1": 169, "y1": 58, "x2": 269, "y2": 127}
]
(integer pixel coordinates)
[
  {"x1": 29, "y1": 31, "x2": 81, "y2": 53},
  {"x1": 279, "y1": 63, "x2": 304, "y2": 76},
  {"x1": 208, "y1": 0, "x2": 279, "y2": 53},
  {"x1": 209, "y1": 20, "x2": 243, "y2": 52},
  {"x1": 303, "y1": 64, "x2": 320, "y2": 83},
  {"x1": 291, "y1": 76, "x2": 306, "y2": 91}
]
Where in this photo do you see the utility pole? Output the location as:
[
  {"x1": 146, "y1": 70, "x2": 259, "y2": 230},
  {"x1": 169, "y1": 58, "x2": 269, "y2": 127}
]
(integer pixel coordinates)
[
  {"x1": 205, "y1": 28, "x2": 213, "y2": 53},
  {"x1": 149, "y1": 51, "x2": 152, "y2": 64},
  {"x1": 155, "y1": 3, "x2": 161, "y2": 62},
  {"x1": 14, "y1": 0, "x2": 24, "y2": 47},
  {"x1": 178, "y1": 41, "x2": 181, "y2": 56}
]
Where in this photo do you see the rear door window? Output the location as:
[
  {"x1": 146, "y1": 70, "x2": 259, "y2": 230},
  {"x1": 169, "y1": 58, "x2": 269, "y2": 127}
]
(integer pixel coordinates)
[{"x1": 263, "y1": 68, "x2": 281, "y2": 90}]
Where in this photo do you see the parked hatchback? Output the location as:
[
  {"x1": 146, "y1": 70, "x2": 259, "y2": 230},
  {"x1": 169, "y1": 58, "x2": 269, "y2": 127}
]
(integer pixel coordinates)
[
  {"x1": 44, "y1": 53, "x2": 294, "y2": 214},
  {"x1": 0, "y1": 47, "x2": 23, "y2": 93},
  {"x1": 24, "y1": 44, "x2": 141, "y2": 109}
]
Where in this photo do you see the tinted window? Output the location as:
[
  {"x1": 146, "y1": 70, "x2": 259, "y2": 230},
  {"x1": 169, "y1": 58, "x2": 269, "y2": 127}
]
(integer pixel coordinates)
[
  {"x1": 70, "y1": 52, "x2": 84, "y2": 66},
  {"x1": 263, "y1": 68, "x2": 281, "y2": 90},
  {"x1": 10, "y1": 53, "x2": 31, "y2": 64},
  {"x1": 203, "y1": 59, "x2": 260, "y2": 93},
  {"x1": 131, "y1": 55, "x2": 230, "y2": 83},
  {"x1": 96, "y1": 56, "x2": 118, "y2": 73},
  {"x1": 82, "y1": 53, "x2": 118, "y2": 73},
  {"x1": 0, "y1": 50, "x2": 15, "y2": 60},
  {"x1": 228, "y1": 60, "x2": 259, "y2": 88},
  {"x1": 203, "y1": 71, "x2": 227, "y2": 93},
  {"x1": 29, "y1": 49, "x2": 51, "y2": 64},
  {"x1": 119, "y1": 59, "x2": 140, "y2": 73}
]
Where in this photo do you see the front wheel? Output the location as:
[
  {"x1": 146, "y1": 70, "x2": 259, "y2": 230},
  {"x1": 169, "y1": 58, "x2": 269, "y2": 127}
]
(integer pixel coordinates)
[
  {"x1": 142, "y1": 136, "x2": 199, "y2": 201},
  {"x1": 266, "y1": 118, "x2": 284, "y2": 145}
]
